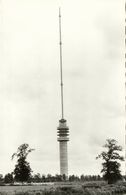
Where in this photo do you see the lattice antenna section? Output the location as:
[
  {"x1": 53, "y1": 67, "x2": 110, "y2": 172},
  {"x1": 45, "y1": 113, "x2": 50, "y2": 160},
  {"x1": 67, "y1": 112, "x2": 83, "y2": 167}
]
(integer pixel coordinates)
[
  {"x1": 59, "y1": 7, "x2": 64, "y2": 119},
  {"x1": 125, "y1": 2, "x2": 126, "y2": 177}
]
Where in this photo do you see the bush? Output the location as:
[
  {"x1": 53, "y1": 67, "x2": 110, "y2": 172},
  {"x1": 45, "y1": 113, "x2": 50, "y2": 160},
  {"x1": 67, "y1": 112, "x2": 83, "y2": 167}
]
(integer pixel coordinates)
[{"x1": 15, "y1": 192, "x2": 29, "y2": 195}]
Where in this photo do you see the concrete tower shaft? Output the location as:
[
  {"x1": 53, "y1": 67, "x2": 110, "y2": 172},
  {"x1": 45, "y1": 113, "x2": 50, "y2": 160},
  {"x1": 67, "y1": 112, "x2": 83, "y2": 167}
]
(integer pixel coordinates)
[{"x1": 59, "y1": 141, "x2": 68, "y2": 176}]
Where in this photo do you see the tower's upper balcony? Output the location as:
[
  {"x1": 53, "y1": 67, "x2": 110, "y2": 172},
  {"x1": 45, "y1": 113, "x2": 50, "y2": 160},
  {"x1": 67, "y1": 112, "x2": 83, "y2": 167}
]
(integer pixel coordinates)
[{"x1": 57, "y1": 119, "x2": 69, "y2": 141}]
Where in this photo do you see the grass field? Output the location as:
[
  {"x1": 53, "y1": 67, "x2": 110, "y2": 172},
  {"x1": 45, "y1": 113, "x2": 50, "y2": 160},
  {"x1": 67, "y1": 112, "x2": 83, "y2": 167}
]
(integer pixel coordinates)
[{"x1": 0, "y1": 181, "x2": 126, "y2": 195}]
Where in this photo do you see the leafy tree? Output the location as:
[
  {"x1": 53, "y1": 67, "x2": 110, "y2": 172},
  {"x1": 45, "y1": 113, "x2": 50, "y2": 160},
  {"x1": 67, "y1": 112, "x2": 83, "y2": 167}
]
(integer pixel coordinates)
[
  {"x1": 0, "y1": 174, "x2": 4, "y2": 184},
  {"x1": 12, "y1": 143, "x2": 34, "y2": 183},
  {"x1": 55, "y1": 174, "x2": 62, "y2": 182},
  {"x1": 33, "y1": 173, "x2": 41, "y2": 183},
  {"x1": 80, "y1": 174, "x2": 85, "y2": 181},
  {"x1": 42, "y1": 174, "x2": 46, "y2": 182},
  {"x1": 96, "y1": 139, "x2": 124, "y2": 184},
  {"x1": 46, "y1": 174, "x2": 52, "y2": 182},
  {"x1": 69, "y1": 174, "x2": 80, "y2": 182},
  {"x1": 4, "y1": 173, "x2": 13, "y2": 183}
]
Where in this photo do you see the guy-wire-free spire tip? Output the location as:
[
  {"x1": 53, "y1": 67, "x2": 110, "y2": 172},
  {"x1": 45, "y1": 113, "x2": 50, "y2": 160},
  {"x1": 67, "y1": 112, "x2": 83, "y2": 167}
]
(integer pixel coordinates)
[{"x1": 59, "y1": 7, "x2": 64, "y2": 119}]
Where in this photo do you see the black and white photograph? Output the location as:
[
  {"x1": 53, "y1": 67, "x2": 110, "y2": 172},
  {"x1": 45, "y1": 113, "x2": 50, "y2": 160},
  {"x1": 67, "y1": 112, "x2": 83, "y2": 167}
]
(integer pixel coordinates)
[{"x1": 0, "y1": 0, "x2": 125, "y2": 194}]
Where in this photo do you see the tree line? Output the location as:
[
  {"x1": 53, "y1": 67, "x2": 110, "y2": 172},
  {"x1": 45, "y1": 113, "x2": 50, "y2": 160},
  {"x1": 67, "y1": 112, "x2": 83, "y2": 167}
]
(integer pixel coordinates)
[
  {"x1": 0, "y1": 173, "x2": 103, "y2": 184},
  {"x1": 0, "y1": 173, "x2": 126, "y2": 185}
]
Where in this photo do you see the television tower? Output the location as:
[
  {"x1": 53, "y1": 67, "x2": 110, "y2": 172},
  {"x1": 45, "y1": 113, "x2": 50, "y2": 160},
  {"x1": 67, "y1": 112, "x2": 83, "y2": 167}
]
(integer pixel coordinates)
[{"x1": 57, "y1": 7, "x2": 69, "y2": 178}]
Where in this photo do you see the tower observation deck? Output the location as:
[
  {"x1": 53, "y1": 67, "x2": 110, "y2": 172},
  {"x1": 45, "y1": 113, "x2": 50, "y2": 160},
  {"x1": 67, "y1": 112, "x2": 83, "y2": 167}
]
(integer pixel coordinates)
[{"x1": 57, "y1": 8, "x2": 69, "y2": 178}]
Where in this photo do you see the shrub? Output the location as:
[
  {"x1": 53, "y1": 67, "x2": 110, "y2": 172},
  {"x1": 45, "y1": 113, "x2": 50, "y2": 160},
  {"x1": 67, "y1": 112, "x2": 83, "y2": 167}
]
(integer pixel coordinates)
[{"x1": 15, "y1": 192, "x2": 29, "y2": 195}]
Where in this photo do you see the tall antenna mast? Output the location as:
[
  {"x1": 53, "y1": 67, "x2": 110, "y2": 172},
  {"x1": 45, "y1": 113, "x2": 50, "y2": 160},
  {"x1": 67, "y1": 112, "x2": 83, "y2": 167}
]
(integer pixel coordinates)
[
  {"x1": 59, "y1": 7, "x2": 64, "y2": 119},
  {"x1": 125, "y1": 2, "x2": 126, "y2": 177}
]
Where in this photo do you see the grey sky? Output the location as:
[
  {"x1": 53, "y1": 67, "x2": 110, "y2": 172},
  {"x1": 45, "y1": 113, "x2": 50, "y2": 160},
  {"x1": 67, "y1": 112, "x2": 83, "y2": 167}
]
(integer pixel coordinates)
[{"x1": 0, "y1": 0, "x2": 124, "y2": 176}]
